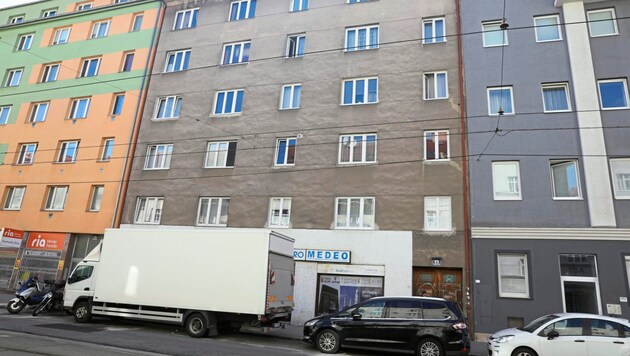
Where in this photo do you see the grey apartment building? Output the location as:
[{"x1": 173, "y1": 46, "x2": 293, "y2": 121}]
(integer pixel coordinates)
[
  {"x1": 120, "y1": 0, "x2": 467, "y2": 324},
  {"x1": 462, "y1": 0, "x2": 630, "y2": 336}
]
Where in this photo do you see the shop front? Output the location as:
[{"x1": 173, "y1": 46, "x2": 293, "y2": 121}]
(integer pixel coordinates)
[{"x1": 0, "y1": 228, "x2": 24, "y2": 289}]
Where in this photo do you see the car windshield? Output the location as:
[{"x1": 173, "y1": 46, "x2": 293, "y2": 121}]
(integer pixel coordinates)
[
  {"x1": 334, "y1": 304, "x2": 358, "y2": 318},
  {"x1": 521, "y1": 314, "x2": 558, "y2": 333}
]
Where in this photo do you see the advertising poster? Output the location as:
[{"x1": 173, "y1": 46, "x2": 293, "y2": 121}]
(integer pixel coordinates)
[
  {"x1": 317, "y1": 274, "x2": 384, "y2": 315},
  {"x1": 0, "y1": 228, "x2": 24, "y2": 249}
]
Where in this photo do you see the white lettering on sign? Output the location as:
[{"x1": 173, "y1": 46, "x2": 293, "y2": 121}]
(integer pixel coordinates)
[{"x1": 293, "y1": 249, "x2": 351, "y2": 263}]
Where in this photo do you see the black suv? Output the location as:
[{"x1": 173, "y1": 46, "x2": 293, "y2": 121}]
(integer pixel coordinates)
[{"x1": 303, "y1": 296, "x2": 469, "y2": 356}]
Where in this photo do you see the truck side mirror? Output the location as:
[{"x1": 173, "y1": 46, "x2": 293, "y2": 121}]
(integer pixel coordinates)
[{"x1": 547, "y1": 330, "x2": 560, "y2": 340}]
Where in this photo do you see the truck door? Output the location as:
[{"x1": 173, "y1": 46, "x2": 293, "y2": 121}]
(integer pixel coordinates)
[{"x1": 64, "y1": 263, "x2": 96, "y2": 308}]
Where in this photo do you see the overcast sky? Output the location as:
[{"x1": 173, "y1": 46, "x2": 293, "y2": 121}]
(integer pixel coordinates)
[{"x1": 1, "y1": 0, "x2": 41, "y2": 9}]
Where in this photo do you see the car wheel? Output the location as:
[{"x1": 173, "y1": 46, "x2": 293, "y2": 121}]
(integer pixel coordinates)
[
  {"x1": 416, "y1": 338, "x2": 444, "y2": 356},
  {"x1": 74, "y1": 301, "x2": 92, "y2": 323},
  {"x1": 512, "y1": 347, "x2": 538, "y2": 356},
  {"x1": 6, "y1": 300, "x2": 25, "y2": 314},
  {"x1": 185, "y1": 313, "x2": 208, "y2": 338},
  {"x1": 315, "y1": 329, "x2": 340, "y2": 354}
]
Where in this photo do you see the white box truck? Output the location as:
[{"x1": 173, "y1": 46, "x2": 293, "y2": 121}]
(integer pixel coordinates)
[{"x1": 63, "y1": 228, "x2": 295, "y2": 337}]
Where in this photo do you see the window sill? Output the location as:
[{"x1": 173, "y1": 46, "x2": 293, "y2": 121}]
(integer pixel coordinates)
[
  {"x1": 97, "y1": 159, "x2": 111, "y2": 163},
  {"x1": 543, "y1": 109, "x2": 571, "y2": 113},
  {"x1": 341, "y1": 101, "x2": 378, "y2": 107},
  {"x1": 483, "y1": 44, "x2": 509, "y2": 48},
  {"x1": 493, "y1": 197, "x2": 522, "y2": 201},
  {"x1": 53, "y1": 161, "x2": 77, "y2": 164},
  {"x1": 44, "y1": 209, "x2": 64, "y2": 212},
  {"x1": 614, "y1": 195, "x2": 630, "y2": 200},
  {"x1": 86, "y1": 210, "x2": 100, "y2": 213},
  {"x1": 220, "y1": 62, "x2": 249, "y2": 67},
  {"x1": 422, "y1": 40, "x2": 447, "y2": 45},
  {"x1": 488, "y1": 113, "x2": 514, "y2": 116},
  {"x1": 535, "y1": 38, "x2": 563, "y2": 43},
  {"x1": 204, "y1": 166, "x2": 234, "y2": 169},
  {"x1": 343, "y1": 47, "x2": 379, "y2": 53},
  {"x1": 209, "y1": 113, "x2": 242, "y2": 118},
  {"x1": 269, "y1": 225, "x2": 290, "y2": 229},
  {"x1": 143, "y1": 167, "x2": 170, "y2": 171},
  {"x1": 162, "y1": 69, "x2": 188, "y2": 74},
  {"x1": 196, "y1": 224, "x2": 228, "y2": 227},
  {"x1": 552, "y1": 197, "x2": 583, "y2": 201},
  {"x1": 589, "y1": 33, "x2": 619, "y2": 38},
  {"x1": 284, "y1": 55, "x2": 304, "y2": 60},
  {"x1": 335, "y1": 227, "x2": 374, "y2": 230},
  {"x1": 13, "y1": 163, "x2": 34, "y2": 166},
  {"x1": 151, "y1": 117, "x2": 179, "y2": 122},
  {"x1": 133, "y1": 222, "x2": 160, "y2": 225},
  {"x1": 423, "y1": 159, "x2": 451, "y2": 163},
  {"x1": 423, "y1": 97, "x2": 449, "y2": 101},
  {"x1": 601, "y1": 106, "x2": 629, "y2": 111},
  {"x1": 1, "y1": 208, "x2": 21, "y2": 211},
  {"x1": 338, "y1": 161, "x2": 378, "y2": 166},
  {"x1": 279, "y1": 107, "x2": 300, "y2": 111}
]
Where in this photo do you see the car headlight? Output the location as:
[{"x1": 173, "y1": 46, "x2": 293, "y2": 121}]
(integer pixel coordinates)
[
  {"x1": 304, "y1": 319, "x2": 318, "y2": 327},
  {"x1": 494, "y1": 335, "x2": 515, "y2": 343}
]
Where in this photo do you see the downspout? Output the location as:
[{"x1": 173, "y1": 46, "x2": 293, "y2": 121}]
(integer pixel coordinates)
[{"x1": 111, "y1": 0, "x2": 167, "y2": 228}]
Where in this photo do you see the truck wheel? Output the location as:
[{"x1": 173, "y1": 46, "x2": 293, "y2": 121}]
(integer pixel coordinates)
[
  {"x1": 74, "y1": 301, "x2": 92, "y2": 323},
  {"x1": 6, "y1": 300, "x2": 25, "y2": 314},
  {"x1": 185, "y1": 313, "x2": 208, "y2": 338},
  {"x1": 315, "y1": 329, "x2": 340, "y2": 354}
]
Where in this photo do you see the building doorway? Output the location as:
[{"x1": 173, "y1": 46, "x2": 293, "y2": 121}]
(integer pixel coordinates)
[
  {"x1": 559, "y1": 254, "x2": 601, "y2": 314},
  {"x1": 413, "y1": 267, "x2": 462, "y2": 309}
]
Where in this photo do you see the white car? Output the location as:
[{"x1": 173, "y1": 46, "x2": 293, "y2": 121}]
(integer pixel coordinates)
[{"x1": 488, "y1": 313, "x2": 630, "y2": 356}]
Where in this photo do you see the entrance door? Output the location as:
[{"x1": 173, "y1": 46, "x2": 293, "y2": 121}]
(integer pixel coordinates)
[
  {"x1": 559, "y1": 254, "x2": 602, "y2": 315},
  {"x1": 413, "y1": 268, "x2": 462, "y2": 309}
]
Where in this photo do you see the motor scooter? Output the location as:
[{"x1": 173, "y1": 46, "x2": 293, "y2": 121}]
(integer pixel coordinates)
[
  {"x1": 32, "y1": 280, "x2": 66, "y2": 316},
  {"x1": 6, "y1": 276, "x2": 52, "y2": 314}
]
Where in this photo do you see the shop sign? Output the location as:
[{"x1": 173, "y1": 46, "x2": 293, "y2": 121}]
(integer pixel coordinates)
[
  {"x1": 0, "y1": 228, "x2": 24, "y2": 249},
  {"x1": 317, "y1": 263, "x2": 385, "y2": 276},
  {"x1": 24, "y1": 250, "x2": 61, "y2": 258},
  {"x1": 294, "y1": 249, "x2": 351, "y2": 263},
  {"x1": 26, "y1": 232, "x2": 66, "y2": 251}
]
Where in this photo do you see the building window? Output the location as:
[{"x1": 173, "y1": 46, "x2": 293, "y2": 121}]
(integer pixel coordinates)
[
  {"x1": 41, "y1": 9, "x2": 57, "y2": 18},
  {"x1": 111, "y1": 94, "x2": 125, "y2": 115},
  {"x1": 280, "y1": 84, "x2": 301, "y2": 109},
  {"x1": 542, "y1": 83, "x2": 571, "y2": 112},
  {"x1": 550, "y1": 160, "x2": 581, "y2": 199},
  {"x1": 41, "y1": 63, "x2": 60, "y2": 82},
  {"x1": 345, "y1": 25, "x2": 379, "y2": 51},
  {"x1": 290, "y1": 0, "x2": 308, "y2": 12},
  {"x1": 144, "y1": 144, "x2": 173, "y2": 170},
  {"x1": 121, "y1": 52, "x2": 134, "y2": 72},
  {"x1": 134, "y1": 197, "x2": 163, "y2": 224},
  {"x1": 422, "y1": 18, "x2": 445, "y2": 44},
  {"x1": 534, "y1": 15, "x2": 562, "y2": 42},
  {"x1": 610, "y1": 158, "x2": 630, "y2": 199},
  {"x1": 17, "y1": 34, "x2": 33, "y2": 51},
  {"x1": 487, "y1": 86, "x2": 514, "y2": 115},
  {"x1": 492, "y1": 161, "x2": 521, "y2": 200},
  {"x1": 45, "y1": 186, "x2": 68, "y2": 211},
  {"x1": 268, "y1": 197, "x2": 291, "y2": 227},
  {"x1": 229, "y1": 0, "x2": 256, "y2": 21},
  {"x1": 482, "y1": 21, "x2": 508, "y2": 47},
  {"x1": 16, "y1": 143, "x2": 37, "y2": 164},
  {"x1": 205, "y1": 141, "x2": 237, "y2": 168},
  {"x1": 0, "y1": 106, "x2": 11, "y2": 125},
  {"x1": 275, "y1": 138, "x2": 296, "y2": 166},
  {"x1": 154, "y1": 96, "x2": 182, "y2": 119},
  {"x1": 598, "y1": 79, "x2": 629, "y2": 110},
  {"x1": 5, "y1": 68, "x2": 23, "y2": 87},
  {"x1": 335, "y1": 197, "x2": 374, "y2": 229},
  {"x1": 57, "y1": 141, "x2": 79, "y2": 163},
  {"x1": 197, "y1": 197, "x2": 229, "y2": 226},
  {"x1": 90, "y1": 20, "x2": 110, "y2": 39},
  {"x1": 342, "y1": 77, "x2": 378, "y2": 105},
  {"x1": 164, "y1": 50, "x2": 191, "y2": 72},
  {"x1": 79, "y1": 57, "x2": 101, "y2": 77},
  {"x1": 222, "y1": 41, "x2": 250, "y2": 65},
  {"x1": 339, "y1": 134, "x2": 377, "y2": 164},
  {"x1": 88, "y1": 186, "x2": 104, "y2": 211},
  {"x1": 99, "y1": 138, "x2": 114, "y2": 161},
  {"x1": 587, "y1": 8, "x2": 618, "y2": 37},
  {"x1": 424, "y1": 196, "x2": 451, "y2": 231},
  {"x1": 214, "y1": 89, "x2": 244, "y2": 115},
  {"x1": 52, "y1": 27, "x2": 70, "y2": 45},
  {"x1": 3, "y1": 187, "x2": 25, "y2": 210},
  {"x1": 173, "y1": 8, "x2": 198, "y2": 30},
  {"x1": 9, "y1": 15, "x2": 24, "y2": 24},
  {"x1": 497, "y1": 253, "x2": 530, "y2": 298},
  {"x1": 76, "y1": 2, "x2": 92, "y2": 11},
  {"x1": 424, "y1": 130, "x2": 449, "y2": 161},
  {"x1": 131, "y1": 14, "x2": 143, "y2": 32},
  {"x1": 28, "y1": 102, "x2": 49, "y2": 123},
  {"x1": 424, "y1": 71, "x2": 448, "y2": 100},
  {"x1": 69, "y1": 97, "x2": 91, "y2": 119},
  {"x1": 286, "y1": 34, "x2": 305, "y2": 58}
]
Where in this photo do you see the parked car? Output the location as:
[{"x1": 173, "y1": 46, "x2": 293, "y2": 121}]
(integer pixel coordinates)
[
  {"x1": 303, "y1": 296, "x2": 470, "y2": 356},
  {"x1": 488, "y1": 313, "x2": 630, "y2": 356}
]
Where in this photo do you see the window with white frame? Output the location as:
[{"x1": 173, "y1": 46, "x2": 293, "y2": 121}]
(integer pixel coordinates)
[
  {"x1": 286, "y1": 34, "x2": 305, "y2": 58},
  {"x1": 487, "y1": 86, "x2": 514, "y2": 115},
  {"x1": 69, "y1": 97, "x2": 91, "y2": 119},
  {"x1": 111, "y1": 94, "x2": 125, "y2": 115},
  {"x1": 79, "y1": 57, "x2": 100, "y2": 77},
  {"x1": 550, "y1": 160, "x2": 581, "y2": 199},
  {"x1": 422, "y1": 18, "x2": 445, "y2": 44},
  {"x1": 534, "y1": 15, "x2": 562, "y2": 42},
  {"x1": 122, "y1": 52, "x2": 134, "y2": 72},
  {"x1": 197, "y1": 197, "x2": 230, "y2": 226},
  {"x1": 587, "y1": 8, "x2": 618, "y2": 37},
  {"x1": 280, "y1": 84, "x2": 301, "y2": 109},
  {"x1": 89, "y1": 185, "x2": 104, "y2": 211},
  {"x1": 134, "y1": 197, "x2": 163, "y2": 224},
  {"x1": 424, "y1": 71, "x2": 448, "y2": 99},
  {"x1": 45, "y1": 186, "x2": 68, "y2": 211},
  {"x1": 42, "y1": 9, "x2": 57, "y2": 18},
  {"x1": 16, "y1": 143, "x2": 37, "y2": 164},
  {"x1": 9, "y1": 15, "x2": 24, "y2": 24},
  {"x1": 424, "y1": 196, "x2": 451, "y2": 231},
  {"x1": 100, "y1": 138, "x2": 114, "y2": 161},
  {"x1": 342, "y1": 77, "x2": 378, "y2": 105},
  {"x1": 205, "y1": 141, "x2": 237, "y2": 168},
  {"x1": 497, "y1": 253, "x2": 530, "y2": 298},
  {"x1": 0, "y1": 106, "x2": 10, "y2": 125},
  {"x1": 28, "y1": 102, "x2": 49, "y2": 123},
  {"x1": 222, "y1": 41, "x2": 250, "y2": 65},
  {"x1": 131, "y1": 14, "x2": 143, "y2": 32},
  {"x1": 52, "y1": 27, "x2": 70, "y2": 45},
  {"x1": 144, "y1": 144, "x2": 173, "y2": 170},
  {"x1": 3, "y1": 186, "x2": 25, "y2": 210},
  {"x1": 164, "y1": 49, "x2": 191, "y2": 72},
  {"x1": 90, "y1": 20, "x2": 110, "y2": 38},
  {"x1": 598, "y1": 79, "x2": 629, "y2": 110},
  {"x1": 57, "y1": 141, "x2": 79, "y2": 163},
  {"x1": 76, "y1": 2, "x2": 92, "y2": 11},
  {"x1": 229, "y1": 0, "x2": 256, "y2": 21},
  {"x1": 345, "y1": 25, "x2": 379, "y2": 51},
  {"x1": 610, "y1": 158, "x2": 630, "y2": 199},
  {"x1": 173, "y1": 8, "x2": 198, "y2": 30},
  {"x1": 339, "y1": 134, "x2": 376, "y2": 164},
  {"x1": 482, "y1": 21, "x2": 508, "y2": 47},
  {"x1": 275, "y1": 138, "x2": 296, "y2": 166},
  {"x1": 492, "y1": 161, "x2": 521, "y2": 200},
  {"x1": 269, "y1": 197, "x2": 291, "y2": 227},
  {"x1": 542, "y1": 83, "x2": 571, "y2": 112},
  {"x1": 41, "y1": 63, "x2": 60, "y2": 82},
  {"x1": 424, "y1": 130, "x2": 449, "y2": 161},
  {"x1": 154, "y1": 96, "x2": 181, "y2": 119},
  {"x1": 5, "y1": 68, "x2": 22, "y2": 87},
  {"x1": 17, "y1": 34, "x2": 33, "y2": 51},
  {"x1": 290, "y1": 0, "x2": 308, "y2": 12},
  {"x1": 214, "y1": 89, "x2": 244, "y2": 114},
  {"x1": 336, "y1": 197, "x2": 374, "y2": 229}
]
